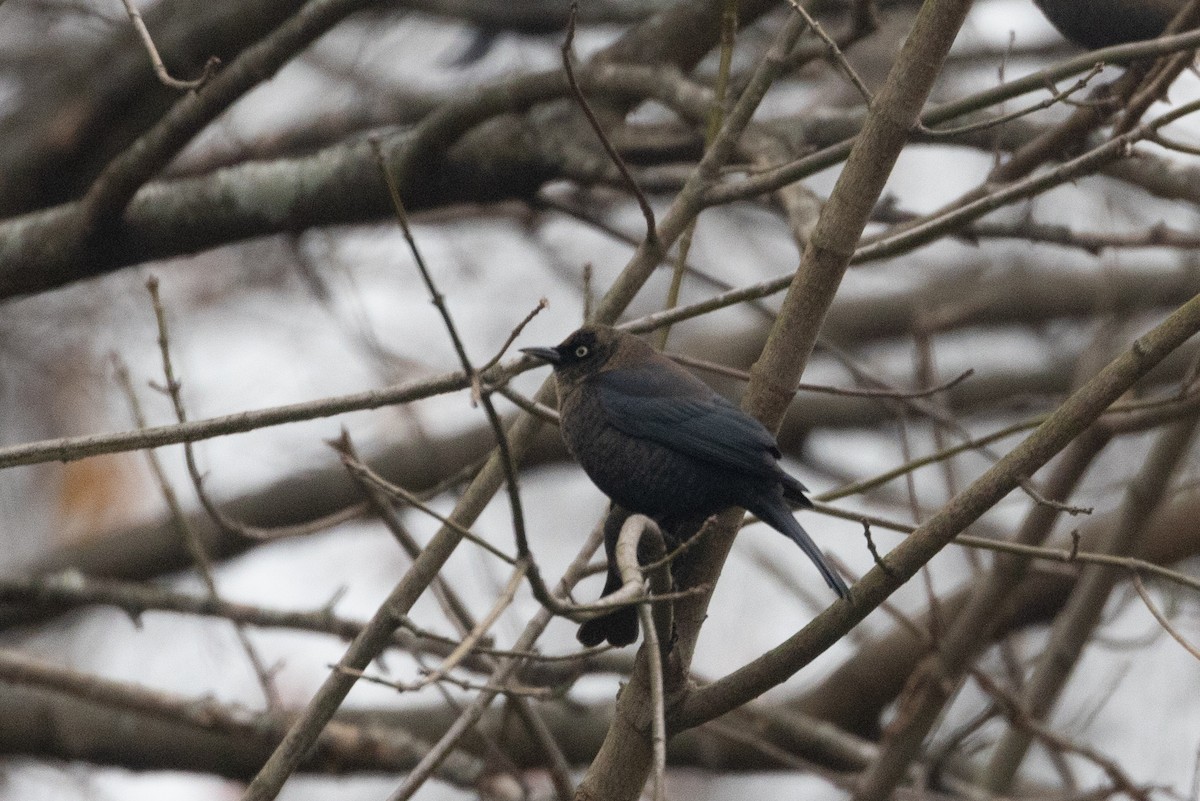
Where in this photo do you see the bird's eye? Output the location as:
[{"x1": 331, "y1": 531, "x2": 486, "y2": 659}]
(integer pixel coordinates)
[{"x1": 574, "y1": 345, "x2": 590, "y2": 358}]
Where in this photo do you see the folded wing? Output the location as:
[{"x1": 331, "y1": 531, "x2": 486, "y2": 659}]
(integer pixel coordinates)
[{"x1": 594, "y1": 364, "x2": 783, "y2": 479}]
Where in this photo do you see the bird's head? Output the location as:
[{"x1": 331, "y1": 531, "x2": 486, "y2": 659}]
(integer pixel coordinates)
[{"x1": 521, "y1": 324, "x2": 632, "y2": 387}]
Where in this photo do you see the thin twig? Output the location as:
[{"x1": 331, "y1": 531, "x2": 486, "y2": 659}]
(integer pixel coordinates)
[
  {"x1": 533, "y1": 194, "x2": 749, "y2": 304},
  {"x1": 493, "y1": 385, "x2": 561, "y2": 424},
  {"x1": 972, "y1": 670, "x2": 1154, "y2": 801},
  {"x1": 334, "y1": 664, "x2": 554, "y2": 699},
  {"x1": 785, "y1": 0, "x2": 873, "y2": 104},
  {"x1": 386, "y1": 521, "x2": 607, "y2": 801},
  {"x1": 478, "y1": 298, "x2": 549, "y2": 373},
  {"x1": 139, "y1": 284, "x2": 282, "y2": 708},
  {"x1": 582, "y1": 261, "x2": 594, "y2": 322},
  {"x1": 371, "y1": 138, "x2": 562, "y2": 614},
  {"x1": 1017, "y1": 476, "x2": 1093, "y2": 516},
  {"x1": 1149, "y1": 131, "x2": 1200, "y2": 157},
  {"x1": 811, "y1": 503, "x2": 1200, "y2": 595},
  {"x1": 1133, "y1": 575, "x2": 1200, "y2": 661},
  {"x1": 118, "y1": 0, "x2": 219, "y2": 90},
  {"x1": 860, "y1": 521, "x2": 893, "y2": 575},
  {"x1": 561, "y1": 1, "x2": 657, "y2": 246},
  {"x1": 776, "y1": 0, "x2": 880, "y2": 77},
  {"x1": 0, "y1": 364, "x2": 485, "y2": 471},
  {"x1": 655, "y1": 0, "x2": 736, "y2": 349},
  {"x1": 420, "y1": 560, "x2": 529, "y2": 689},
  {"x1": 821, "y1": 386, "x2": 1200, "y2": 504},
  {"x1": 872, "y1": 203, "x2": 1200, "y2": 253},
  {"x1": 147, "y1": 278, "x2": 327, "y2": 544},
  {"x1": 336, "y1": 431, "x2": 479, "y2": 638},
  {"x1": 333, "y1": 445, "x2": 517, "y2": 565},
  {"x1": 395, "y1": 613, "x2": 614, "y2": 664},
  {"x1": 917, "y1": 65, "x2": 1104, "y2": 138},
  {"x1": 668, "y1": 351, "x2": 974, "y2": 399},
  {"x1": 0, "y1": 570, "x2": 615, "y2": 674},
  {"x1": 336, "y1": 561, "x2": 531, "y2": 696}
]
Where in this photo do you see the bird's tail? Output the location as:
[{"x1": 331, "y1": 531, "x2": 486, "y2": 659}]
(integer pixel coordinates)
[
  {"x1": 752, "y1": 498, "x2": 850, "y2": 599},
  {"x1": 779, "y1": 472, "x2": 815, "y2": 509}
]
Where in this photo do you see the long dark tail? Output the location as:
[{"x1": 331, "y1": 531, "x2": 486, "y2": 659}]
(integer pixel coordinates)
[{"x1": 751, "y1": 495, "x2": 850, "y2": 599}]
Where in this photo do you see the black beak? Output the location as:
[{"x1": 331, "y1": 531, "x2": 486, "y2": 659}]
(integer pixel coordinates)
[{"x1": 520, "y1": 346, "x2": 562, "y2": 365}]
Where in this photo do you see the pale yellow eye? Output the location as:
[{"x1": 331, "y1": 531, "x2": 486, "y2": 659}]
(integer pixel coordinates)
[{"x1": 574, "y1": 345, "x2": 589, "y2": 358}]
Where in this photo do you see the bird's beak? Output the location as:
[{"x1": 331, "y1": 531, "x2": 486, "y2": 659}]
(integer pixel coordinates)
[{"x1": 520, "y1": 346, "x2": 562, "y2": 365}]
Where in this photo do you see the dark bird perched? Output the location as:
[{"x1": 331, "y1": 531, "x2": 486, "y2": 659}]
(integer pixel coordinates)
[
  {"x1": 1033, "y1": 0, "x2": 1185, "y2": 48},
  {"x1": 522, "y1": 325, "x2": 849, "y2": 647}
]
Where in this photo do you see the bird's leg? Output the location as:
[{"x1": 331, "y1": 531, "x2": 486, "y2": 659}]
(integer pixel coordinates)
[{"x1": 658, "y1": 513, "x2": 716, "y2": 592}]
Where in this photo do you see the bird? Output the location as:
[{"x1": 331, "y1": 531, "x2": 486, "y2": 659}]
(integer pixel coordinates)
[
  {"x1": 1032, "y1": 0, "x2": 1185, "y2": 49},
  {"x1": 521, "y1": 324, "x2": 849, "y2": 647}
]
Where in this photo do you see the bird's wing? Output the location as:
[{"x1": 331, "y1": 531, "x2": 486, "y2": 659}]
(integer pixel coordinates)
[{"x1": 594, "y1": 365, "x2": 782, "y2": 478}]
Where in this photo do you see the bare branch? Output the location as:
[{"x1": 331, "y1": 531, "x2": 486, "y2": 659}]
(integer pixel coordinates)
[
  {"x1": 114, "y1": 347, "x2": 281, "y2": 708},
  {"x1": 1133, "y1": 575, "x2": 1200, "y2": 662},
  {"x1": 561, "y1": 1, "x2": 657, "y2": 247},
  {"x1": 680, "y1": 282, "x2": 1200, "y2": 732},
  {"x1": 982, "y1": 410, "x2": 1200, "y2": 792},
  {"x1": 118, "y1": 0, "x2": 219, "y2": 91}
]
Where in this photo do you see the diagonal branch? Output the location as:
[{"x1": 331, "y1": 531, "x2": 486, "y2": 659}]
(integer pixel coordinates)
[
  {"x1": 981, "y1": 409, "x2": 1200, "y2": 791},
  {"x1": 679, "y1": 292, "x2": 1200, "y2": 730},
  {"x1": 82, "y1": 0, "x2": 378, "y2": 231}
]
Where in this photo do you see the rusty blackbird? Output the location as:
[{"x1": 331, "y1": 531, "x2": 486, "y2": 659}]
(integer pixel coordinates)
[
  {"x1": 522, "y1": 325, "x2": 849, "y2": 647},
  {"x1": 1033, "y1": 0, "x2": 1185, "y2": 48}
]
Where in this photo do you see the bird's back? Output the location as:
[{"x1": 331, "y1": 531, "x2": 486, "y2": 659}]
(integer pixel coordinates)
[
  {"x1": 558, "y1": 378, "x2": 747, "y2": 525},
  {"x1": 1034, "y1": 0, "x2": 1183, "y2": 48}
]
